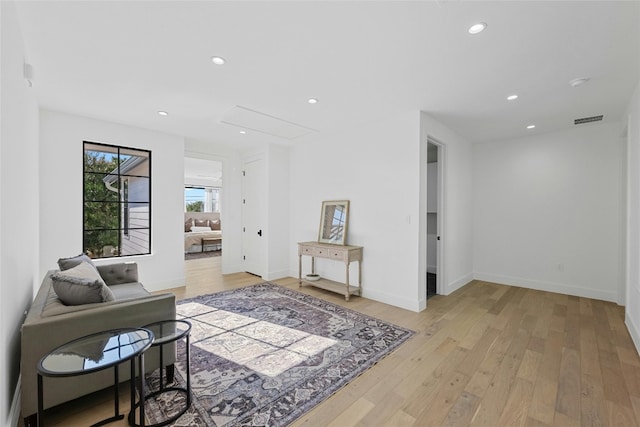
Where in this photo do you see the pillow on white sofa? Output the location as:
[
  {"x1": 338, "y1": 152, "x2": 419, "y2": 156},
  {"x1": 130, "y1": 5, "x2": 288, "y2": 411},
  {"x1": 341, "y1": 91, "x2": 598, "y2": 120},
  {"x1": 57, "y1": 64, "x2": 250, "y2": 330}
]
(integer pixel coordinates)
[{"x1": 51, "y1": 261, "x2": 115, "y2": 306}]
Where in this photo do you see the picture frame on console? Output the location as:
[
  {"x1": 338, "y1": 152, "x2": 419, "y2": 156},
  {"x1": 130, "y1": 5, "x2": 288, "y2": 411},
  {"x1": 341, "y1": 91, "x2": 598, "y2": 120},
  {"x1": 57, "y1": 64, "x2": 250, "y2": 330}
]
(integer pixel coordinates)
[{"x1": 318, "y1": 200, "x2": 349, "y2": 245}]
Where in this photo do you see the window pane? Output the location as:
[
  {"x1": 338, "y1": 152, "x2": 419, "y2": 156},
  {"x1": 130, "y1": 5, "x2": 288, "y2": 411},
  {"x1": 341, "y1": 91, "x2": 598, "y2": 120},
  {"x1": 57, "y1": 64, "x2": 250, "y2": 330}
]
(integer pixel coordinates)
[
  {"x1": 120, "y1": 148, "x2": 150, "y2": 177},
  {"x1": 84, "y1": 173, "x2": 119, "y2": 202},
  {"x1": 123, "y1": 176, "x2": 149, "y2": 203},
  {"x1": 84, "y1": 202, "x2": 120, "y2": 230},
  {"x1": 121, "y1": 225, "x2": 149, "y2": 256},
  {"x1": 185, "y1": 187, "x2": 204, "y2": 212},
  {"x1": 83, "y1": 229, "x2": 119, "y2": 259},
  {"x1": 84, "y1": 145, "x2": 119, "y2": 173},
  {"x1": 127, "y1": 202, "x2": 150, "y2": 229}
]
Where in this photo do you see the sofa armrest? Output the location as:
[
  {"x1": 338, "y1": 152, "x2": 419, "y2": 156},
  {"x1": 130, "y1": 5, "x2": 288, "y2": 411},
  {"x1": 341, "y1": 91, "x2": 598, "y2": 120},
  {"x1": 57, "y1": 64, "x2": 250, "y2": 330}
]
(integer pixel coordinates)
[{"x1": 97, "y1": 262, "x2": 138, "y2": 286}]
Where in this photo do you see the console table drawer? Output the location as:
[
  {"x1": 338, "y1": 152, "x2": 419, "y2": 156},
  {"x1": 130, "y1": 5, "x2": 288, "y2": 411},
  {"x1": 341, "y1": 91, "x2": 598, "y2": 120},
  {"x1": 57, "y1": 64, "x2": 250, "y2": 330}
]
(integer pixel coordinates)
[
  {"x1": 313, "y1": 247, "x2": 329, "y2": 257},
  {"x1": 328, "y1": 249, "x2": 347, "y2": 261},
  {"x1": 299, "y1": 246, "x2": 314, "y2": 256}
]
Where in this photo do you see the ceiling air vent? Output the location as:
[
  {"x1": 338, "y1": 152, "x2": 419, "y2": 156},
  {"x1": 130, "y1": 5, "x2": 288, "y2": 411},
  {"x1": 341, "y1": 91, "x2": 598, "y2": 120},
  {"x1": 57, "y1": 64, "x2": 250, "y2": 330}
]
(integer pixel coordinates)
[{"x1": 574, "y1": 115, "x2": 603, "y2": 125}]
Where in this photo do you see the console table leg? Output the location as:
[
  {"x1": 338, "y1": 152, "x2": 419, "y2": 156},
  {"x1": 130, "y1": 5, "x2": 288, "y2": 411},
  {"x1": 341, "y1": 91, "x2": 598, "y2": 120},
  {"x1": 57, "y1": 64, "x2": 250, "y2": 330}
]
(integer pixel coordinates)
[
  {"x1": 298, "y1": 254, "x2": 302, "y2": 287},
  {"x1": 345, "y1": 262, "x2": 350, "y2": 301},
  {"x1": 358, "y1": 260, "x2": 362, "y2": 296}
]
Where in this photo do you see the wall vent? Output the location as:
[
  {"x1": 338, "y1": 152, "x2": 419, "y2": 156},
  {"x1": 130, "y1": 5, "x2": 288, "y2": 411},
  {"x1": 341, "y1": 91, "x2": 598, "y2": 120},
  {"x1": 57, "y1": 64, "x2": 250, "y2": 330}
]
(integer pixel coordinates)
[{"x1": 574, "y1": 115, "x2": 603, "y2": 125}]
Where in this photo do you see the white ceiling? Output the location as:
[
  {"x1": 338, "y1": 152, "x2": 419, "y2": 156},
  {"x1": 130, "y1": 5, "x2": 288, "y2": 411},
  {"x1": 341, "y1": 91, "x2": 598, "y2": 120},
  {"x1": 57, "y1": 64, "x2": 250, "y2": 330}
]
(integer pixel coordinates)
[
  {"x1": 184, "y1": 157, "x2": 222, "y2": 182},
  {"x1": 15, "y1": 1, "x2": 640, "y2": 150}
]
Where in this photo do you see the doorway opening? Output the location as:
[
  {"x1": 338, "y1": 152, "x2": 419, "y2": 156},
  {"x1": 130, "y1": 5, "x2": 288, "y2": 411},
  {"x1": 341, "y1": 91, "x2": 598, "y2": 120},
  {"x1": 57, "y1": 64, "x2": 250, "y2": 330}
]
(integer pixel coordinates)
[
  {"x1": 184, "y1": 157, "x2": 223, "y2": 260},
  {"x1": 426, "y1": 140, "x2": 439, "y2": 299}
]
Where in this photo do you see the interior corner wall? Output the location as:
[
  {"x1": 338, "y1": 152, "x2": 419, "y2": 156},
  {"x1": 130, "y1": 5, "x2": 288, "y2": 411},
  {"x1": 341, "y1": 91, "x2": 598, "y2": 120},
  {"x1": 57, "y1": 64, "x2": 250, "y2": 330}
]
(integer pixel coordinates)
[
  {"x1": 473, "y1": 123, "x2": 626, "y2": 302},
  {"x1": 1, "y1": 1, "x2": 40, "y2": 425},
  {"x1": 39, "y1": 110, "x2": 185, "y2": 292},
  {"x1": 184, "y1": 138, "x2": 244, "y2": 275},
  {"x1": 625, "y1": 80, "x2": 640, "y2": 353},
  {"x1": 289, "y1": 112, "x2": 423, "y2": 311}
]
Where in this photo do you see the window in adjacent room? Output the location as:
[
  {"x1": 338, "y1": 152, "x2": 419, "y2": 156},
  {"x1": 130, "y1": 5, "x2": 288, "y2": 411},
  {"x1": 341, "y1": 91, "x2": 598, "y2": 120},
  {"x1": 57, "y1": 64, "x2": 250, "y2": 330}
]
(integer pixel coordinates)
[
  {"x1": 184, "y1": 186, "x2": 220, "y2": 212},
  {"x1": 83, "y1": 141, "x2": 151, "y2": 259}
]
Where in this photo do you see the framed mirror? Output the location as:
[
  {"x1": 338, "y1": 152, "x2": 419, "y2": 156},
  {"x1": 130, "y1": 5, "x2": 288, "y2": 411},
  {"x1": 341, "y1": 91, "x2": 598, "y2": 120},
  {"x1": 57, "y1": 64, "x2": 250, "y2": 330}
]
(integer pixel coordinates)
[{"x1": 318, "y1": 200, "x2": 350, "y2": 245}]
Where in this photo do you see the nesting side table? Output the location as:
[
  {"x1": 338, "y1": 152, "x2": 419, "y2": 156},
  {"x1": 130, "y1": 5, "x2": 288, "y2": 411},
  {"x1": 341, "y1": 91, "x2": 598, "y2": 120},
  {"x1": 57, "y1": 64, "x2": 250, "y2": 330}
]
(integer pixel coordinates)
[
  {"x1": 129, "y1": 319, "x2": 192, "y2": 427},
  {"x1": 37, "y1": 328, "x2": 153, "y2": 427}
]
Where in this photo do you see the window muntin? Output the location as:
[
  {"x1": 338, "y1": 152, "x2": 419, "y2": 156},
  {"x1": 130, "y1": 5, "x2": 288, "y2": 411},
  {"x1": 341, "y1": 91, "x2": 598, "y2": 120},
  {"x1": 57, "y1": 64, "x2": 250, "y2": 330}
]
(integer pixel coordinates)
[{"x1": 83, "y1": 142, "x2": 151, "y2": 259}]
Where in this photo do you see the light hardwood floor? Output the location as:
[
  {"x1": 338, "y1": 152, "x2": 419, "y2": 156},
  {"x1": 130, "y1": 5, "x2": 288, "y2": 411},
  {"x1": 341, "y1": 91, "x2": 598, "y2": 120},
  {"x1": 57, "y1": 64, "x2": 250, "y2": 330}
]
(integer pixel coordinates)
[{"x1": 23, "y1": 256, "x2": 640, "y2": 426}]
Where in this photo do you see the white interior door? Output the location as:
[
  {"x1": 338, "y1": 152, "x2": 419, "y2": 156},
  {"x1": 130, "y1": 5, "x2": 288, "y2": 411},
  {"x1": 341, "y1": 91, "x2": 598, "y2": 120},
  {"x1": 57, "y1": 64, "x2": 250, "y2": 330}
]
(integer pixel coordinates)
[{"x1": 242, "y1": 156, "x2": 266, "y2": 276}]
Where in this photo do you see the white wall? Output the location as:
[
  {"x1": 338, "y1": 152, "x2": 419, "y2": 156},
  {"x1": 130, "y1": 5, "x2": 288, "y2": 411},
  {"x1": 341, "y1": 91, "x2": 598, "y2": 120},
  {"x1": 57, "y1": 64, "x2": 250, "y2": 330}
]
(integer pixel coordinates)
[
  {"x1": 184, "y1": 138, "x2": 244, "y2": 275},
  {"x1": 420, "y1": 112, "x2": 475, "y2": 299},
  {"x1": 265, "y1": 144, "x2": 290, "y2": 280},
  {"x1": 1, "y1": 2, "x2": 40, "y2": 425},
  {"x1": 473, "y1": 123, "x2": 626, "y2": 302},
  {"x1": 290, "y1": 112, "x2": 424, "y2": 311},
  {"x1": 39, "y1": 110, "x2": 185, "y2": 292},
  {"x1": 626, "y1": 81, "x2": 640, "y2": 353}
]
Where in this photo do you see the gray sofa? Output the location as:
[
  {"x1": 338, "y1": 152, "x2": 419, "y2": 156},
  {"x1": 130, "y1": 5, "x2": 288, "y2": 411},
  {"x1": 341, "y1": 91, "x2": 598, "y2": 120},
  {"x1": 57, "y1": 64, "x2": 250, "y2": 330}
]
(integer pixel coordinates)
[{"x1": 21, "y1": 262, "x2": 176, "y2": 426}]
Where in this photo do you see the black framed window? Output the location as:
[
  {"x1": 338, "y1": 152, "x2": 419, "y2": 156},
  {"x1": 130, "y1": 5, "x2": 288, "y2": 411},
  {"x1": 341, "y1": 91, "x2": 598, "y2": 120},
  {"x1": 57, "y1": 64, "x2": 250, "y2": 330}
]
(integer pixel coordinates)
[{"x1": 83, "y1": 141, "x2": 151, "y2": 259}]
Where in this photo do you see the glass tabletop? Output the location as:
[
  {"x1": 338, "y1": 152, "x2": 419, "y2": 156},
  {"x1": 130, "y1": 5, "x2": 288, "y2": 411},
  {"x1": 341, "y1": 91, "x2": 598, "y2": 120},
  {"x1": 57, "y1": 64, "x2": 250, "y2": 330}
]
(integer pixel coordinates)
[
  {"x1": 143, "y1": 320, "x2": 191, "y2": 346},
  {"x1": 38, "y1": 328, "x2": 153, "y2": 377}
]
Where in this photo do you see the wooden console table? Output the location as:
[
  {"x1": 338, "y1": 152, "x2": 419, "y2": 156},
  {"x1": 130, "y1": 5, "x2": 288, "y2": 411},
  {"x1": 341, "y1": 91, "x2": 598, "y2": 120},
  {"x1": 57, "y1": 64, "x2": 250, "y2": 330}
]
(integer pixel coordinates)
[{"x1": 298, "y1": 241, "x2": 363, "y2": 301}]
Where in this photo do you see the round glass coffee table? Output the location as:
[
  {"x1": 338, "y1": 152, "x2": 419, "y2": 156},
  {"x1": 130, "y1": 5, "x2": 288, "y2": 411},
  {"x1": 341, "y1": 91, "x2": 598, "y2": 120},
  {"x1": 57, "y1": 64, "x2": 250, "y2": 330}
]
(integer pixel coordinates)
[
  {"x1": 37, "y1": 328, "x2": 154, "y2": 427},
  {"x1": 129, "y1": 319, "x2": 192, "y2": 427}
]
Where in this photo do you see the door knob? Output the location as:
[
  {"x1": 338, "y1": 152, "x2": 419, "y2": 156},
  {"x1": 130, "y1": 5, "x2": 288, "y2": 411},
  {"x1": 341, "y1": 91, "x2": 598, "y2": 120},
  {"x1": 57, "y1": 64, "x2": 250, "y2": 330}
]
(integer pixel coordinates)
[{"x1": 257, "y1": 229, "x2": 262, "y2": 236}]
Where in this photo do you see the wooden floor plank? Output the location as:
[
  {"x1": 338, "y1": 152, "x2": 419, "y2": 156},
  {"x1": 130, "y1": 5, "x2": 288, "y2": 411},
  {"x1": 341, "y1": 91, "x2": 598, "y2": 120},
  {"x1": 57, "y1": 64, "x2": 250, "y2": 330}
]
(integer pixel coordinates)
[
  {"x1": 496, "y1": 377, "x2": 535, "y2": 427},
  {"x1": 442, "y1": 391, "x2": 481, "y2": 427},
  {"x1": 555, "y1": 348, "x2": 581, "y2": 421},
  {"x1": 470, "y1": 327, "x2": 531, "y2": 426},
  {"x1": 581, "y1": 373, "x2": 607, "y2": 427}
]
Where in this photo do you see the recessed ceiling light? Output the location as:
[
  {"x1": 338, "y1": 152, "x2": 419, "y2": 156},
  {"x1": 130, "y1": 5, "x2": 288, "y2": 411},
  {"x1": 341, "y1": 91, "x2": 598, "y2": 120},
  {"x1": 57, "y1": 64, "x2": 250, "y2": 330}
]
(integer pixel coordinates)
[
  {"x1": 307, "y1": 98, "x2": 318, "y2": 104},
  {"x1": 211, "y1": 56, "x2": 226, "y2": 65},
  {"x1": 468, "y1": 22, "x2": 487, "y2": 34},
  {"x1": 239, "y1": 130, "x2": 246, "y2": 134},
  {"x1": 569, "y1": 77, "x2": 590, "y2": 88},
  {"x1": 527, "y1": 125, "x2": 536, "y2": 129},
  {"x1": 507, "y1": 95, "x2": 518, "y2": 101},
  {"x1": 158, "y1": 111, "x2": 168, "y2": 116}
]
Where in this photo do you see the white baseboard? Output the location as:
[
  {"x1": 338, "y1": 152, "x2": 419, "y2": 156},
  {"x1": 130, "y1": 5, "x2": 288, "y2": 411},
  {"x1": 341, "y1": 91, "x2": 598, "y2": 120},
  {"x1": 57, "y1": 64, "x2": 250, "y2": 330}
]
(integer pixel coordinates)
[
  {"x1": 222, "y1": 262, "x2": 244, "y2": 275},
  {"x1": 445, "y1": 273, "x2": 474, "y2": 295},
  {"x1": 626, "y1": 312, "x2": 640, "y2": 358},
  {"x1": 9, "y1": 375, "x2": 21, "y2": 427},
  {"x1": 362, "y1": 288, "x2": 422, "y2": 312},
  {"x1": 473, "y1": 272, "x2": 618, "y2": 302},
  {"x1": 144, "y1": 277, "x2": 185, "y2": 292},
  {"x1": 263, "y1": 269, "x2": 289, "y2": 281}
]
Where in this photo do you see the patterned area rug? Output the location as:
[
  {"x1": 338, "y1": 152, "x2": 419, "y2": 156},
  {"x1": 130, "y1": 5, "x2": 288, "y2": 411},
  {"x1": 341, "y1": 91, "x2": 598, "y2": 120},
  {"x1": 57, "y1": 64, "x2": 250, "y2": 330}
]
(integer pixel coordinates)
[{"x1": 143, "y1": 282, "x2": 414, "y2": 426}]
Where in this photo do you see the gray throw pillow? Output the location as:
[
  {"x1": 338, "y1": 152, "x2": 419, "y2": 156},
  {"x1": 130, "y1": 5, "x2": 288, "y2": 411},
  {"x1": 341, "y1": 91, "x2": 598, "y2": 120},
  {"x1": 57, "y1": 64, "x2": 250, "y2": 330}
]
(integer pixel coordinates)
[
  {"x1": 58, "y1": 253, "x2": 97, "y2": 271},
  {"x1": 51, "y1": 262, "x2": 115, "y2": 306}
]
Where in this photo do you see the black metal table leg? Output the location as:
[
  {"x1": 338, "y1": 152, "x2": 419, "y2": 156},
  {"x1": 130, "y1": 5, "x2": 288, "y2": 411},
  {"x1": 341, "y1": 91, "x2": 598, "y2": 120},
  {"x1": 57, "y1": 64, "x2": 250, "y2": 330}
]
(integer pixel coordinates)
[{"x1": 37, "y1": 374, "x2": 44, "y2": 427}]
